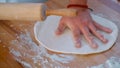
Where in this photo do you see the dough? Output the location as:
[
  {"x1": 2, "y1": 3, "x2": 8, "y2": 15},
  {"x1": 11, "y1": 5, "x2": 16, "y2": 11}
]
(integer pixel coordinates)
[{"x1": 34, "y1": 14, "x2": 118, "y2": 54}]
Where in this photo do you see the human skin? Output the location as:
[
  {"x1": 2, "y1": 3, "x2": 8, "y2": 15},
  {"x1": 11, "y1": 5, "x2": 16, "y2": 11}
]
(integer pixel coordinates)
[{"x1": 55, "y1": 0, "x2": 112, "y2": 48}]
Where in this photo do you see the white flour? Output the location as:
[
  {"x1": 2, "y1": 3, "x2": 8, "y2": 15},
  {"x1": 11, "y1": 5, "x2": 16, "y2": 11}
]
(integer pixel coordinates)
[
  {"x1": 88, "y1": 57, "x2": 120, "y2": 68},
  {"x1": 9, "y1": 32, "x2": 75, "y2": 68},
  {"x1": 111, "y1": 0, "x2": 120, "y2": 5}
]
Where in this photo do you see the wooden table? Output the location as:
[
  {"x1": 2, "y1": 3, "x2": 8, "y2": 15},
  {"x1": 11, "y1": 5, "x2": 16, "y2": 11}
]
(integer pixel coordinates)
[{"x1": 0, "y1": 0, "x2": 120, "y2": 68}]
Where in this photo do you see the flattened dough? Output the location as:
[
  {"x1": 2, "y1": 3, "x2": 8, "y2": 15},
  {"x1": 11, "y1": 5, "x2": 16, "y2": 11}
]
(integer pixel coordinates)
[{"x1": 34, "y1": 14, "x2": 118, "y2": 54}]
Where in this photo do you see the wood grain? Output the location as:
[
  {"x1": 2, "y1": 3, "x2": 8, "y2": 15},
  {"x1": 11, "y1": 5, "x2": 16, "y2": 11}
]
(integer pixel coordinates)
[{"x1": 0, "y1": 0, "x2": 120, "y2": 68}]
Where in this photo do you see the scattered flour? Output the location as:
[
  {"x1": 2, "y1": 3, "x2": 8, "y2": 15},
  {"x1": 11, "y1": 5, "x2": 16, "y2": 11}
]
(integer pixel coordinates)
[
  {"x1": 88, "y1": 57, "x2": 120, "y2": 68},
  {"x1": 111, "y1": 0, "x2": 120, "y2": 5},
  {"x1": 9, "y1": 32, "x2": 75, "y2": 68},
  {"x1": 49, "y1": 54, "x2": 74, "y2": 64},
  {"x1": 112, "y1": 0, "x2": 118, "y2": 2}
]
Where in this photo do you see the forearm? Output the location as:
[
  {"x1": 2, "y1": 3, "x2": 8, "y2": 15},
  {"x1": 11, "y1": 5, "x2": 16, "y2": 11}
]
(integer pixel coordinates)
[{"x1": 69, "y1": 0, "x2": 87, "y2": 5}]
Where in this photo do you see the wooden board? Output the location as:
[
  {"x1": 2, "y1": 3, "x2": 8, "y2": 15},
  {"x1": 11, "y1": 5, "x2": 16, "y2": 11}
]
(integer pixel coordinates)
[{"x1": 0, "y1": 0, "x2": 120, "y2": 68}]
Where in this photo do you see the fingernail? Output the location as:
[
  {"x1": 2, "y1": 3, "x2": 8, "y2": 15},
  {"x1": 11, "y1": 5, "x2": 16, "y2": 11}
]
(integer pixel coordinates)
[
  {"x1": 92, "y1": 43, "x2": 98, "y2": 49},
  {"x1": 102, "y1": 37, "x2": 108, "y2": 43},
  {"x1": 108, "y1": 29, "x2": 112, "y2": 33},
  {"x1": 75, "y1": 43, "x2": 81, "y2": 48},
  {"x1": 109, "y1": 30, "x2": 112, "y2": 33},
  {"x1": 75, "y1": 39, "x2": 81, "y2": 48},
  {"x1": 55, "y1": 29, "x2": 61, "y2": 35},
  {"x1": 103, "y1": 39, "x2": 108, "y2": 43}
]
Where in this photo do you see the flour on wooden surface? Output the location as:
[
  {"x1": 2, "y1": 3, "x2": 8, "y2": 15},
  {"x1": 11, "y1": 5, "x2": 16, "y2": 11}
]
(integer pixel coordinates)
[
  {"x1": 88, "y1": 57, "x2": 120, "y2": 68},
  {"x1": 9, "y1": 32, "x2": 75, "y2": 68},
  {"x1": 111, "y1": 0, "x2": 120, "y2": 5}
]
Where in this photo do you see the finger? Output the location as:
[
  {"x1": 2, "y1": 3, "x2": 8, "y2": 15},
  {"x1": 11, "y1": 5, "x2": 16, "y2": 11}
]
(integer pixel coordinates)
[
  {"x1": 88, "y1": 23, "x2": 108, "y2": 43},
  {"x1": 55, "y1": 21, "x2": 66, "y2": 35},
  {"x1": 81, "y1": 27, "x2": 98, "y2": 48},
  {"x1": 93, "y1": 21, "x2": 112, "y2": 33},
  {"x1": 73, "y1": 30, "x2": 81, "y2": 48},
  {"x1": 70, "y1": 26, "x2": 81, "y2": 48}
]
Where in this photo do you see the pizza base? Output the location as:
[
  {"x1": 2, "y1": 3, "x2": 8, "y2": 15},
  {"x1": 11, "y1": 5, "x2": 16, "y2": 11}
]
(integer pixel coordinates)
[{"x1": 34, "y1": 14, "x2": 118, "y2": 55}]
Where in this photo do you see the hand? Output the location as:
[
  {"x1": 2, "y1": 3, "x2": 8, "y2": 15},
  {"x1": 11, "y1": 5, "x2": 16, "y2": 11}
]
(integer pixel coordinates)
[{"x1": 55, "y1": 9, "x2": 112, "y2": 49}]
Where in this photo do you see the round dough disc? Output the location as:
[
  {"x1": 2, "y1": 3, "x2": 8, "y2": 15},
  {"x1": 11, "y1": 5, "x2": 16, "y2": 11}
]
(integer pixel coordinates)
[{"x1": 34, "y1": 14, "x2": 118, "y2": 54}]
